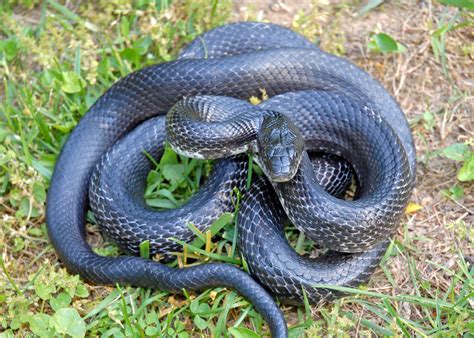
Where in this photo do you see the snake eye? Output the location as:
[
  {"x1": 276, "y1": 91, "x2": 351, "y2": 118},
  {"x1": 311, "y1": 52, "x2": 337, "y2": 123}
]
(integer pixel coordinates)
[{"x1": 257, "y1": 112, "x2": 304, "y2": 182}]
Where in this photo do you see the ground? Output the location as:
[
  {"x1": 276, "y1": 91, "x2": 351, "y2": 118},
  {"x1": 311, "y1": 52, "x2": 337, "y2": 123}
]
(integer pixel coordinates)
[{"x1": 0, "y1": 0, "x2": 473, "y2": 337}]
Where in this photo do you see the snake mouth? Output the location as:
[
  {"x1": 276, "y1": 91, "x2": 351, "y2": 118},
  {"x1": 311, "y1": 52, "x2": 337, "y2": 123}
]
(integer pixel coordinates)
[
  {"x1": 269, "y1": 172, "x2": 296, "y2": 182},
  {"x1": 266, "y1": 155, "x2": 302, "y2": 182},
  {"x1": 253, "y1": 148, "x2": 302, "y2": 183}
]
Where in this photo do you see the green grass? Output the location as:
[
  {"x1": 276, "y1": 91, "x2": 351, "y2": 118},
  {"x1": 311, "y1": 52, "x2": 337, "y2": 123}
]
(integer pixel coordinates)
[{"x1": 1, "y1": 0, "x2": 473, "y2": 337}]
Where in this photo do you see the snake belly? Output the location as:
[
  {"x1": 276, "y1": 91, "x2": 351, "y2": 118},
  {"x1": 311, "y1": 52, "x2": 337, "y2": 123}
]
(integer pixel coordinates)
[{"x1": 46, "y1": 22, "x2": 416, "y2": 337}]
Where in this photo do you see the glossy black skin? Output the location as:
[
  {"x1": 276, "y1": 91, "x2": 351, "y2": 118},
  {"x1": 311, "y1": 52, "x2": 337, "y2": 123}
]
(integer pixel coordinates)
[{"x1": 46, "y1": 22, "x2": 416, "y2": 337}]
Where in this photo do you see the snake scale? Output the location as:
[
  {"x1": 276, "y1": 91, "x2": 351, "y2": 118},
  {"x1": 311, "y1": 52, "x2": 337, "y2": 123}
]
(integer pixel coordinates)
[{"x1": 46, "y1": 22, "x2": 416, "y2": 337}]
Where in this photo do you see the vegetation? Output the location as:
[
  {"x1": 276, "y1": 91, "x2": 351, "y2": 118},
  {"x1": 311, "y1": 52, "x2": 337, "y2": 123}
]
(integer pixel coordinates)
[{"x1": 1, "y1": 0, "x2": 472, "y2": 337}]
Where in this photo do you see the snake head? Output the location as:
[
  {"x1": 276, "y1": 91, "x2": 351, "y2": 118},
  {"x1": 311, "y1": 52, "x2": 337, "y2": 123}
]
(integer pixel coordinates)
[{"x1": 256, "y1": 112, "x2": 304, "y2": 182}]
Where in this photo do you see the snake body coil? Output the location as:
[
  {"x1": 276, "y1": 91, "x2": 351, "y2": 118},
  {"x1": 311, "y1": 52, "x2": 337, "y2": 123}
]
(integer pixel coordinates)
[{"x1": 46, "y1": 23, "x2": 415, "y2": 337}]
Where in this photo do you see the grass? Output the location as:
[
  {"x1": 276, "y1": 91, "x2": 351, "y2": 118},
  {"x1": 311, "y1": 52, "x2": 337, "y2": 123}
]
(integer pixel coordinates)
[{"x1": 1, "y1": 0, "x2": 473, "y2": 337}]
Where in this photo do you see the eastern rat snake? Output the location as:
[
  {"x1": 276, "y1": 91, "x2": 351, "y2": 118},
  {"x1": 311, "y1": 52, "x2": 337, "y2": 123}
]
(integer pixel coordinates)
[{"x1": 46, "y1": 22, "x2": 415, "y2": 337}]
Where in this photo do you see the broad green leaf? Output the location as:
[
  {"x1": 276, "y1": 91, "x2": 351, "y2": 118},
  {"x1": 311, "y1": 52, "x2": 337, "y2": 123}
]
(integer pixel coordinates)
[
  {"x1": 159, "y1": 146, "x2": 179, "y2": 166},
  {"x1": 441, "y1": 143, "x2": 470, "y2": 161},
  {"x1": 75, "y1": 282, "x2": 90, "y2": 298},
  {"x1": 368, "y1": 33, "x2": 406, "y2": 53},
  {"x1": 458, "y1": 153, "x2": 474, "y2": 181},
  {"x1": 61, "y1": 71, "x2": 86, "y2": 93},
  {"x1": 145, "y1": 326, "x2": 160, "y2": 335},
  {"x1": 50, "y1": 308, "x2": 86, "y2": 338},
  {"x1": 448, "y1": 185, "x2": 464, "y2": 199},
  {"x1": 28, "y1": 227, "x2": 44, "y2": 237},
  {"x1": 193, "y1": 315, "x2": 208, "y2": 330},
  {"x1": 28, "y1": 313, "x2": 53, "y2": 337},
  {"x1": 9, "y1": 318, "x2": 21, "y2": 330},
  {"x1": 162, "y1": 164, "x2": 185, "y2": 186},
  {"x1": 190, "y1": 299, "x2": 199, "y2": 313},
  {"x1": 120, "y1": 47, "x2": 140, "y2": 65},
  {"x1": 0, "y1": 38, "x2": 19, "y2": 61},
  {"x1": 50, "y1": 292, "x2": 72, "y2": 311},
  {"x1": 13, "y1": 237, "x2": 25, "y2": 252},
  {"x1": 33, "y1": 182, "x2": 46, "y2": 203},
  {"x1": 34, "y1": 279, "x2": 56, "y2": 300},
  {"x1": 18, "y1": 198, "x2": 30, "y2": 216},
  {"x1": 197, "y1": 302, "x2": 211, "y2": 314}
]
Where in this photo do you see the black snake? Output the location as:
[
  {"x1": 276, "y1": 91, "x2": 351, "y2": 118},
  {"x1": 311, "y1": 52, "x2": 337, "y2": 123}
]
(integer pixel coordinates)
[{"x1": 46, "y1": 22, "x2": 416, "y2": 337}]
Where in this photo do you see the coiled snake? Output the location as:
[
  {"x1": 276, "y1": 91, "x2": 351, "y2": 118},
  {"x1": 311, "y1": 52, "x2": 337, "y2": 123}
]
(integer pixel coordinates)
[{"x1": 46, "y1": 22, "x2": 416, "y2": 337}]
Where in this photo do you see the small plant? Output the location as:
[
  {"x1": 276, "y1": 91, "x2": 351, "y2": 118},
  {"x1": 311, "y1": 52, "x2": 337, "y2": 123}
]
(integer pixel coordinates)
[
  {"x1": 439, "y1": 141, "x2": 473, "y2": 200},
  {"x1": 457, "y1": 151, "x2": 474, "y2": 182},
  {"x1": 440, "y1": 141, "x2": 474, "y2": 182},
  {"x1": 144, "y1": 145, "x2": 212, "y2": 210},
  {"x1": 367, "y1": 32, "x2": 406, "y2": 53}
]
